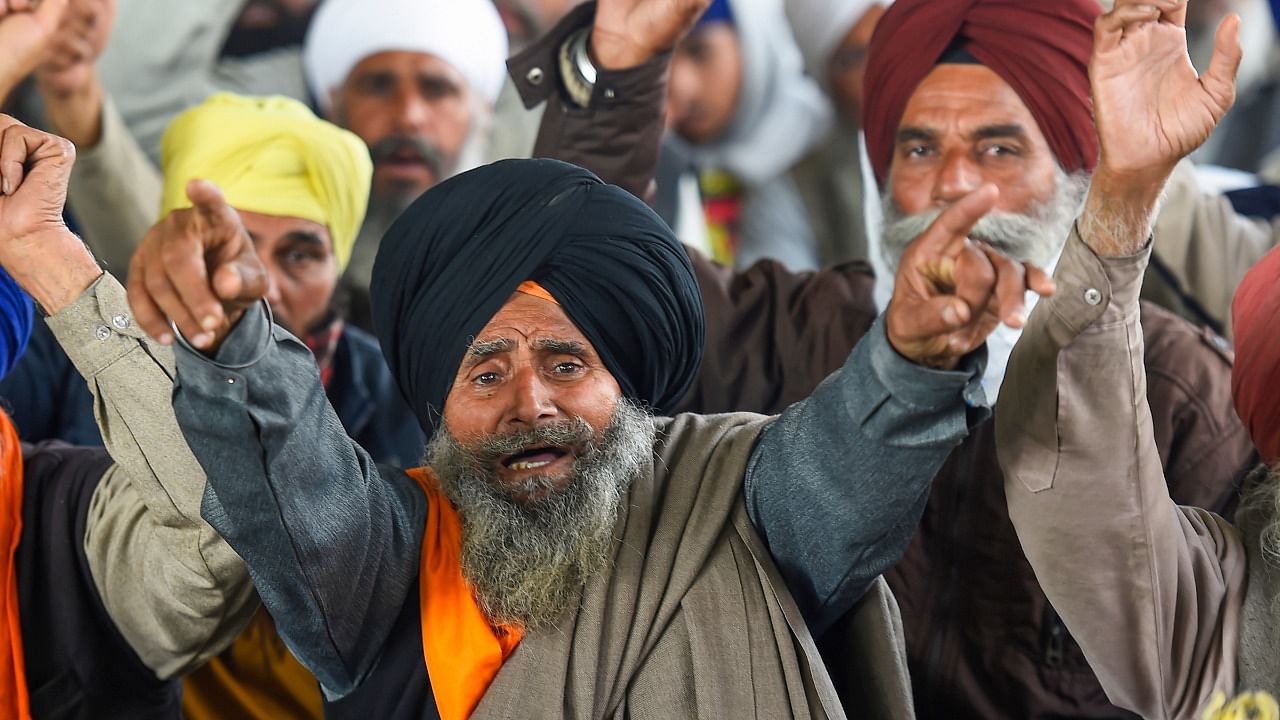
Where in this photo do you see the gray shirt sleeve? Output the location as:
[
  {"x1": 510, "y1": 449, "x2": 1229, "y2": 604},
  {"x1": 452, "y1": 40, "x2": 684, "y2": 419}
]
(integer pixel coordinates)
[
  {"x1": 171, "y1": 304, "x2": 425, "y2": 699},
  {"x1": 745, "y1": 314, "x2": 988, "y2": 634}
]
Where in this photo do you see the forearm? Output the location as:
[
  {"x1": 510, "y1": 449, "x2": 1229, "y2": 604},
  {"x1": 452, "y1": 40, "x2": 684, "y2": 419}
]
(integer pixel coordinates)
[
  {"x1": 745, "y1": 315, "x2": 987, "y2": 634},
  {"x1": 998, "y1": 229, "x2": 1245, "y2": 718},
  {"x1": 46, "y1": 272, "x2": 256, "y2": 678},
  {"x1": 65, "y1": 94, "x2": 163, "y2": 278},
  {"x1": 173, "y1": 304, "x2": 425, "y2": 698}
]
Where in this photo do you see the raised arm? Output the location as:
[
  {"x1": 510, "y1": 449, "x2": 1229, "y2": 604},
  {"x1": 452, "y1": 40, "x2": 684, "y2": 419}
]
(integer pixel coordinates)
[
  {"x1": 126, "y1": 179, "x2": 425, "y2": 698},
  {"x1": 747, "y1": 185, "x2": 1057, "y2": 633},
  {"x1": 0, "y1": 114, "x2": 255, "y2": 678},
  {"x1": 997, "y1": 3, "x2": 1247, "y2": 717}
]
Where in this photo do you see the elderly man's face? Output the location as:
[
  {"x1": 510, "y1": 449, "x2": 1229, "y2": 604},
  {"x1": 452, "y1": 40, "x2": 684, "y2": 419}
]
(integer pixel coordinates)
[
  {"x1": 668, "y1": 23, "x2": 743, "y2": 145},
  {"x1": 331, "y1": 51, "x2": 474, "y2": 207},
  {"x1": 889, "y1": 64, "x2": 1059, "y2": 218},
  {"x1": 442, "y1": 292, "x2": 623, "y2": 499},
  {"x1": 239, "y1": 210, "x2": 337, "y2": 336}
]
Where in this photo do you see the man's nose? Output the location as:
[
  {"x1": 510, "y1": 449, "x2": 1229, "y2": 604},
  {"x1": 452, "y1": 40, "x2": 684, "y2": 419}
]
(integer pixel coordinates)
[
  {"x1": 932, "y1": 151, "x2": 983, "y2": 205},
  {"x1": 503, "y1": 366, "x2": 559, "y2": 429}
]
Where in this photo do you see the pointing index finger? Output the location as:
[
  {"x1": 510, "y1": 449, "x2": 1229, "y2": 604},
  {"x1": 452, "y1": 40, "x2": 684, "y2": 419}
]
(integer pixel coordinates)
[{"x1": 913, "y1": 184, "x2": 1000, "y2": 259}]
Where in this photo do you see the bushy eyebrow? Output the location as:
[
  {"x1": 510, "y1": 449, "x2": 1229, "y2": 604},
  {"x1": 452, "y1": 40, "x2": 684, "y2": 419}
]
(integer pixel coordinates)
[
  {"x1": 533, "y1": 338, "x2": 586, "y2": 356},
  {"x1": 970, "y1": 123, "x2": 1029, "y2": 142},
  {"x1": 467, "y1": 337, "x2": 515, "y2": 358},
  {"x1": 896, "y1": 126, "x2": 936, "y2": 145}
]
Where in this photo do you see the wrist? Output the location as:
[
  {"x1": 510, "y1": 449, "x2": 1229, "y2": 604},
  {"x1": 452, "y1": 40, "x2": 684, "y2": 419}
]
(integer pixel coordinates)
[
  {"x1": 8, "y1": 228, "x2": 102, "y2": 314},
  {"x1": 1079, "y1": 165, "x2": 1171, "y2": 257},
  {"x1": 36, "y1": 72, "x2": 104, "y2": 148},
  {"x1": 589, "y1": 27, "x2": 656, "y2": 70}
]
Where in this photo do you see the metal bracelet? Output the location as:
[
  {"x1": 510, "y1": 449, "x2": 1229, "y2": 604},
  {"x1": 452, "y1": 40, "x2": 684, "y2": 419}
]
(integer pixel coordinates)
[
  {"x1": 170, "y1": 298, "x2": 274, "y2": 370},
  {"x1": 567, "y1": 27, "x2": 598, "y2": 88}
]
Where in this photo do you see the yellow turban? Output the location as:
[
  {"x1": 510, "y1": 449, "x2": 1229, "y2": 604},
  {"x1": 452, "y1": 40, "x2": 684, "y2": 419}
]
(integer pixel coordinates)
[{"x1": 160, "y1": 93, "x2": 372, "y2": 271}]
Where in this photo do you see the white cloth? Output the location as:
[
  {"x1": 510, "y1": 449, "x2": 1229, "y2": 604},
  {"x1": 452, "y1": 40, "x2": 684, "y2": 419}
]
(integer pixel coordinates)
[
  {"x1": 303, "y1": 0, "x2": 508, "y2": 112},
  {"x1": 784, "y1": 0, "x2": 888, "y2": 80},
  {"x1": 683, "y1": 0, "x2": 832, "y2": 186}
]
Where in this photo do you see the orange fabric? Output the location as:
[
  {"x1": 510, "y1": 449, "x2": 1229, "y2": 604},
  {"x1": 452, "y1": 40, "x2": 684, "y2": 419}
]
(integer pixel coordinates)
[
  {"x1": 515, "y1": 281, "x2": 559, "y2": 306},
  {"x1": 0, "y1": 411, "x2": 28, "y2": 719},
  {"x1": 406, "y1": 467, "x2": 523, "y2": 720},
  {"x1": 181, "y1": 608, "x2": 324, "y2": 720}
]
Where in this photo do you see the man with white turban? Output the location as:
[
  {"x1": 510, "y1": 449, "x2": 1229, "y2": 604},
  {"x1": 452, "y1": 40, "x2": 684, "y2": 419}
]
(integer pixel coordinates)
[
  {"x1": 785, "y1": 0, "x2": 892, "y2": 282},
  {"x1": 302, "y1": 0, "x2": 509, "y2": 330}
]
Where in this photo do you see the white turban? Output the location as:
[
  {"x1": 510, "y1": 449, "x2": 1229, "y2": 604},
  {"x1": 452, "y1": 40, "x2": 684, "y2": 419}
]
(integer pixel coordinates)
[
  {"x1": 303, "y1": 0, "x2": 509, "y2": 113},
  {"x1": 784, "y1": 0, "x2": 889, "y2": 79}
]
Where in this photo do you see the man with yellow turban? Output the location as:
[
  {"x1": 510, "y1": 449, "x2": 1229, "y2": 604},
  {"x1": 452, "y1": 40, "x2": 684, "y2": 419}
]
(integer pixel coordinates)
[{"x1": 148, "y1": 92, "x2": 423, "y2": 719}]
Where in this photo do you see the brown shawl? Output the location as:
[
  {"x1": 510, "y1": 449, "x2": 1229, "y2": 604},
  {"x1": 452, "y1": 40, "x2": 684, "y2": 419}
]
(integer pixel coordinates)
[{"x1": 471, "y1": 412, "x2": 913, "y2": 719}]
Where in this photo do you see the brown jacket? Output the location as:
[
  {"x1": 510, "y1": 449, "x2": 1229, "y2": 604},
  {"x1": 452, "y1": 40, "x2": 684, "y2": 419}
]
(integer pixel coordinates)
[
  {"x1": 879, "y1": 298, "x2": 1252, "y2": 719},
  {"x1": 996, "y1": 226, "x2": 1279, "y2": 719}
]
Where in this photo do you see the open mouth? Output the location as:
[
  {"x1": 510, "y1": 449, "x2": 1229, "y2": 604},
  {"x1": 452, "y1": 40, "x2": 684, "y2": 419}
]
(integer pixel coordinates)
[{"x1": 501, "y1": 446, "x2": 570, "y2": 472}]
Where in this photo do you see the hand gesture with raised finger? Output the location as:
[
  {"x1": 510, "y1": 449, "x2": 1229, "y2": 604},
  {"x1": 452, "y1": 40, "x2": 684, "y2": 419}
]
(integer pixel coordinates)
[
  {"x1": 127, "y1": 180, "x2": 268, "y2": 350},
  {"x1": 0, "y1": 0, "x2": 70, "y2": 101},
  {"x1": 886, "y1": 185, "x2": 1056, "y2": 371}
]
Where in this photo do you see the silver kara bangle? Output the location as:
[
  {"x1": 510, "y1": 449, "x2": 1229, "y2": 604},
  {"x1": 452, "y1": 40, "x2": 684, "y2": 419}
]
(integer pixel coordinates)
[
  {"x1": 170, "y1": 298, "x2": 274, "y2": 370},
  {"x1": 559, "y1": 27, "x2": 598, "y2": 108}
]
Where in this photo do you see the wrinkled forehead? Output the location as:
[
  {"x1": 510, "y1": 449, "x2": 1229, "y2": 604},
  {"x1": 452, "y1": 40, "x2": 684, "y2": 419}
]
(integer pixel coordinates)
[
  {"x1": 898, "y1": 63, "x2": 1044, "y2": 143},
  {"x1": 468, "y1": 292, "x2": 599, "y2": 357}
]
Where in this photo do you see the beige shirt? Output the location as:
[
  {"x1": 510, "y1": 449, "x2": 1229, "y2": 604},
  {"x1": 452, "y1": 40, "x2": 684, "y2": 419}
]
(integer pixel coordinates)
[
  {"x1": 49, "y1": 272, "x2": 255, "y2": 680},
  {"x1": 996, "y1": 227, "x2": 1253, "y2": 719}
]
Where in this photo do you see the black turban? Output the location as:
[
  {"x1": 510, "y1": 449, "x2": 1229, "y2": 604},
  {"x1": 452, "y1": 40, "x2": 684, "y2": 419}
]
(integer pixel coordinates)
[{"x1": 371, "y1": 159, "x2": 705, "y2": 438}]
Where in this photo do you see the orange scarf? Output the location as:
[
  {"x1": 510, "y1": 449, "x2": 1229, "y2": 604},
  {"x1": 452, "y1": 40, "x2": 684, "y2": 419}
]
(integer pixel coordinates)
[
  {"x1": 0, "y1": 411, "x2": 28, "y2": 719},
  {"x1": 405, "y1": 468, "x2": 523, "y2": 720}
]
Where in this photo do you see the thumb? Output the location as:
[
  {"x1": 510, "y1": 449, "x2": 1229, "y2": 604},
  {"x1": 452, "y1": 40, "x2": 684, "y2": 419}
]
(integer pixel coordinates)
[
  {"x1": 211, "y1": 248, "x2": 269, "y2": 308},
  {"x1": 1202, "y1": 14, "x2": 1242, "y2": 115}
]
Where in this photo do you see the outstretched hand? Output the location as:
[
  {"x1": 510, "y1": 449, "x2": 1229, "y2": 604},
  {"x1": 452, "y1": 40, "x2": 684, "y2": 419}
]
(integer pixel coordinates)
[
  {"x1": 1091, "y1": 0, "x2": 1241, "y2": 181},
  {"x1": 886, "y1": 185, "x2": 1056, "y2": 370},
  {"x1": 591, "y1": 0, "x2": 712, "y2": 69},
  {"x1": 127, "y1": 180, "x2": 268, "y2": 350}
]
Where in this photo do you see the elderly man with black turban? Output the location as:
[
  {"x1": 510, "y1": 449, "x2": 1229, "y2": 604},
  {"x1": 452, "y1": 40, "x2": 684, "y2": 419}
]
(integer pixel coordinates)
[{"x1": 104, "y1": 90, "x2": 1052, "y2": 720}]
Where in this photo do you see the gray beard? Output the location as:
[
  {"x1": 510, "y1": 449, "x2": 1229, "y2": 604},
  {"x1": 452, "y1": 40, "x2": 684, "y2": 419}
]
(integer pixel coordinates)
[
  {"x1": 426, "y1": 399, "x2": 655, "y2": 629},
  {"x1": 880, "y1": 168, "x2": 1090, "y2": 272}
]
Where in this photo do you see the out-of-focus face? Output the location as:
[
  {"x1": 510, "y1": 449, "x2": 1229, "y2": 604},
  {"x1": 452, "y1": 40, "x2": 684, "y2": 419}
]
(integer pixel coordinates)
[
  {"x1": 828, "y1": 2, "x2": 886, "y2": 126},
  {"x1": 492, "y1": 0, "x2": 584, "y2": 49},
  {"x1": 880, "y1": 64, "x2": 1085, "y2": 272},
  {"x1": 668, "y1": 23, "x2": 743, "y2": 145},
  {"x1": 330, "y1": 51, "x2": 475, "y2": 208},
  {"x1": 889, "y1": 64, "x2": 1058, "y2": 217},
  {"x1": 238, "y1": 210, "x2": 337, "y2": 335}
]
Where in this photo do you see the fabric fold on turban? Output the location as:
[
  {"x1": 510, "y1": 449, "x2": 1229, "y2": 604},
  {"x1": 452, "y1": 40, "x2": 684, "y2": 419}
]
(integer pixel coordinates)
[
  {"x1": 160, "y1": 93, "x2": 372, "y2": 271},
  {"x1": 1232, "y1": 245, "x2": 1280, "y2": 464},
  {"x1": 371, "y1": 159, "x2": 704, "y2": 438},
  {"x1": 862, "y1": 0, "x2": 1100, "y2": 185},
  {"x1": 304, "y1": 0, "x2": 508, "y2": 110}
]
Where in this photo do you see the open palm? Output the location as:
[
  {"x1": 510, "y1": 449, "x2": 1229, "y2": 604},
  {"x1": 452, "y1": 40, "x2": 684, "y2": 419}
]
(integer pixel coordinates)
[{"x1": 1090, "y1": 0, "x2": 1241, "y2": 176}]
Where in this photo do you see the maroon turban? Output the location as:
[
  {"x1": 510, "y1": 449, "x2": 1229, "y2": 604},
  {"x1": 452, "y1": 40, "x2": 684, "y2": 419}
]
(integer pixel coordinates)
[
  {"x1": 1232, "y1": 245, "x2": 1280, "y2": 464},
  {"x1": 862, "y1": 0, "x2": 1101, "y2": 185}
]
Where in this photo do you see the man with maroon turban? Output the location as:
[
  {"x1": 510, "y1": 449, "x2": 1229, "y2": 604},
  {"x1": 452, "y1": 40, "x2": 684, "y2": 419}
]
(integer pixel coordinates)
[
  {"x1": 997, "y1": 0, "x2": 1280, "y2": 712},
  {"x1": 821, "y1": 0, "x2": 1258, "y2": 717}
]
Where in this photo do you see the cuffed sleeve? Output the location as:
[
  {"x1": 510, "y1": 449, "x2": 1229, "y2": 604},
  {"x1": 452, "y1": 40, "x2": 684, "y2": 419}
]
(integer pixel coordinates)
[
  {"x1": 998, "y1": 227, "x2": 1246, "y2": 719},
  {"x1": 47, "y1": 272, "x2": 257, "y2": 679},
  {"x1": 745, "y1": 315, "x2": 988, "y2": 634}
]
